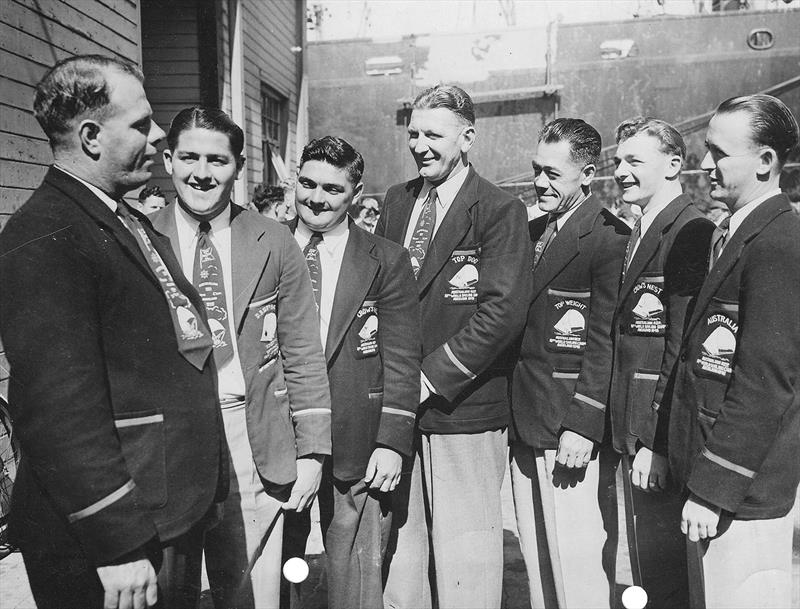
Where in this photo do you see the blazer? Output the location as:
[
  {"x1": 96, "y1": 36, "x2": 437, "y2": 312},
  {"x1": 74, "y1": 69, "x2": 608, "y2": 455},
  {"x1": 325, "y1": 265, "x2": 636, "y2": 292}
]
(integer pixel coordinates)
[
  {"x1": 511, "y1": 195, "x2": 630, "y2": 450},
  {"x1": 667, "y1": 194, "x2": 800, "y2": 520},
  {"x1": 609, "y1": 195, "x2": 714, "y2": 455},
  {"x1": 289, "y1": 219, "x2": 421, "y2": 481},
  {"x1": 376, "y1": 166, "x2": 532, "y2": 435},
  {"x1": 0, "y1": 168, "x2": 225, "y2": 565},
  {"x1": 151, "y1": 204, "x2": 332, "y2": 486}
]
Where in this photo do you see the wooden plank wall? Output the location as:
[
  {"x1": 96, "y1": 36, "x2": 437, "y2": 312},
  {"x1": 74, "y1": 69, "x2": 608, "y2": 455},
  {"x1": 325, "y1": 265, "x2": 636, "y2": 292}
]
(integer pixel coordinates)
[{"x1": 0, "y1": 0, "x2": 140, "y2": 399}]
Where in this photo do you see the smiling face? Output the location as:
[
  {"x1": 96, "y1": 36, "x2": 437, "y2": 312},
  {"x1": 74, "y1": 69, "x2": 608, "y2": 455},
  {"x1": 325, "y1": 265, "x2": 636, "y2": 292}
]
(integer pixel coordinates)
[
  {"x1": 295, "y1": 160, "x2": 363, "y2": 232},
  {"x1": 163, "y1": 127, "x2": 244, "y2": 219},
  {"x1": 614, "y1": 133, "x2": 681, "y2": 209},
  {"x1": 532, "y1": 139, "x2": 594, "y2": 214},
  {"x1": 407, "y1": 108, "x2": 474, "y2": 185}
]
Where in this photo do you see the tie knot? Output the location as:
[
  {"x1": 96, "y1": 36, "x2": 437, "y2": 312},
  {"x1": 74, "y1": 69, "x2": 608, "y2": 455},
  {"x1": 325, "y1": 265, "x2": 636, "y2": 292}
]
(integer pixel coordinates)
[
  {"x1": 116, "y1": 202, "x2": 132, "y2": 219},
  {"x1": 718, "y1": 215, "x2": 731, "y2": 232},
  {"x1": 309, "y1": 231, "x2": 324, "y2": 245},
  {"x1": 199, "y1": 221, "x2": 211, "y2": 234},
  {"x1": 426, "y1": 187, "x2": 438, "y2": 205}
]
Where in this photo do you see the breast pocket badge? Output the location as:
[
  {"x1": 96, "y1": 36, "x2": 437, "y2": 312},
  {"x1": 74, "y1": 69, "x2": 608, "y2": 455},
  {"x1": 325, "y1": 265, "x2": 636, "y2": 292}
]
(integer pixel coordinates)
[
  {"x1": 546, "y1": 289, "x2": 590, "y2": 354},
  {"x1": 627, "y1": 276, "x2": 666, "y2": 336},
  {"x1": 694, "y1": 301, "x2": 738, "y2": 382},
  {"x1": 355, "y1": 300, "x2": 379, "y2": 359},
  {"x1": 444, "y1": 248, "x2": 480, "y2": 305},
  {"x1": 253, "y1": 291, "x2": 279, "y2": 367}
]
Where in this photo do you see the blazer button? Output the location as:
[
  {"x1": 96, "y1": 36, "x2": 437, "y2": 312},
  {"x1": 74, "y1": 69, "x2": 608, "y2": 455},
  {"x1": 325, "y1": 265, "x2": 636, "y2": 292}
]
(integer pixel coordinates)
[{"x1": 680, "y1": 351, "x2": 688, "y2": 362}]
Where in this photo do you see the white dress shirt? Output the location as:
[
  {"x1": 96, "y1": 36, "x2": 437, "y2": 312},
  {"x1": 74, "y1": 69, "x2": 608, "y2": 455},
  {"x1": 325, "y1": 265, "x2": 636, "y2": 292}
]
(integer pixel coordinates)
[
  {"x1": 403, "y1": 163, "x2": 470, "y2": 248},
  {"x1": 54, "y1": 165, "x2": 121, "y2": 218},
  {"x1": 294, "y1": 218, "x2": 350, "y2": 351},
  {"x1": 173, "y1": 203, "x2": 247, "y2": 400},
  {"x1": 627, "y1": 191, "x2": 675, "y2": 262},
  {"x1": 727, "y1": 188, "x2": 782, "y2": 239}
]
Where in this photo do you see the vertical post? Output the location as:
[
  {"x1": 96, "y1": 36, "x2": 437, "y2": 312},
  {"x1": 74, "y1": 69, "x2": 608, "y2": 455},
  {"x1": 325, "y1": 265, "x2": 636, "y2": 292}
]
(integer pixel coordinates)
[{"x1": 230, "y1": 0, "x2": 247, "y2": 206}]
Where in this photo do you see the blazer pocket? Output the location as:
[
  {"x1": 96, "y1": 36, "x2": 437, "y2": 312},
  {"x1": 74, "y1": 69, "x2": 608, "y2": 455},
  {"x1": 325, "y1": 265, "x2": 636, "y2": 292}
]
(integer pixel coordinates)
[
  {"x1": 626, "y1": 370, "x2": 659, "y2": 439},
  {"x1": 697, "y1": 405, "x2": 719, "y2": 435},
  {"x1": 546, "y1": 289, "x2": 590, "y2": 354},
  {"x1": 114, "y1": 411, "x2": 167, "y2": 509},
  {"x1": 551, "y1": 368, "x2": 580, "y2": 412}
]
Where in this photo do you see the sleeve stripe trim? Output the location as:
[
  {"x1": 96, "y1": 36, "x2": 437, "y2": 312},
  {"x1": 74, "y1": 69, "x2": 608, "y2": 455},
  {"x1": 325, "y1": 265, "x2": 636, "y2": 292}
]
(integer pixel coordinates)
[
  {"x1": 382, "y1": 407, "x2": 416, "y2": 419},
  {"x1": 633, "y1": 372, "x2": 660, "y2": 381},
  {"x1": 67, "y1": 480, "x2": 135, "y2": 523},
  {"x1": 292, "y1": 408, "x2": 331, "y2": 418},
  {"x1": 444, "y1": 343, "x2": 477, "y2": 380},
  {"x1": 114, "y1": 414, "x2": 164, "y2": 428},
  {"x1": 575, "y1": 392, "x2": 606, "y2": 411},
  {"x1": 701, "y1": 448, "x2": 756, "y2": 479}
]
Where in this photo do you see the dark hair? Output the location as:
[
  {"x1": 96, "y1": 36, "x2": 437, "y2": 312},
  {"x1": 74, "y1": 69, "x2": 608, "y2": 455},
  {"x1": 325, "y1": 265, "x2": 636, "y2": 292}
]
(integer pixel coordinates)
[
  {"x1": 251, "y1": 183, "x2": 285, "y2": 212},
  {"x1": 34, "y1": 54, "x2": 143, "y2": 148},
  {"x1": 413, "y1": 84, "x2": 475, "y2": 126},
  {"x1": 616, "y1": 116, "x2": 686, "y2": 160},
  {"x1": 166, "y1": 107, "x2": 244, "y2": 157},
  {"x1": 539, "y1": 118, "x2": 601, "y2": 166},
  {"x1": 138, "y1": 184, "x2": 164, "y2": 203},
  {"x1": 300, "y1": 136, "x2": 364, "y2": 184},
  {"x1": 716, "y1": 94, "x2": 799, "y2": 167}
]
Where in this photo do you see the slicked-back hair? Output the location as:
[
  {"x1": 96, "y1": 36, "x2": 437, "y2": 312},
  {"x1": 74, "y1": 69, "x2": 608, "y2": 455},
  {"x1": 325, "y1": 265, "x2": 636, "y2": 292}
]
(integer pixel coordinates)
[
  {"x1": 167, "y1": 107, "x2": 244, "y2": 157},
  {"x1": 34, "y1": 54, "x2": 143, "y2": 148},
  {"x1": 539, "y1": 118, "x2": 601, "y2": 167},
  {"x1": 716, "y1": 94, "x2": 799, "y2": 167},
  {"x1": 616, "y1": 116, "x2": 686, "y2": 160},
  {"x1": 300, "y1": 136, "x2": 364, "y2": 185},
  {"x1": 413, "y1": 84, "x2": 475, "y2": 126}
]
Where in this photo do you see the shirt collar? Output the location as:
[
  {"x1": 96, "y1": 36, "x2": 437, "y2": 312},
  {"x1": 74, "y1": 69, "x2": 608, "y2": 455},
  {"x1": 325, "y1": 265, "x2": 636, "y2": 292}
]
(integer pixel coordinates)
[
  {"x1": 638, "y1": 191, "x2": 676, "y2": 238},
  {"x1": 420, "y1": 163, "x2": 470, "y2": 209},
  {"x1": 296, "y1": 215, "x2": 350, "y2": 251},
  {"x1": 729, "y1": 188, "x2": 781, "y2": 237},
  {"x1": 553, "y1": 191, "x2": 589, "y2": 231},
  {"x1": 54, "y1": 165, "x2": 119, "y2": 214},
  {"x1": 175, "y1": 199, "x2": 232, "y2": 236}
]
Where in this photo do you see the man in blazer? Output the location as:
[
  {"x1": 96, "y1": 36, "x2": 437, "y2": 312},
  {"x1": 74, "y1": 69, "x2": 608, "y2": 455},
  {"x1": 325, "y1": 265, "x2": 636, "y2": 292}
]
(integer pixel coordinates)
[
  {"x1": 510, "y1": 118, "x2": 630, "y2": 609},
  {"x1": 284, "y1": 136, "x2": 420, "y2": 609},
  {"x1": 668, "y1": 95, "x2": 800, "y2": 609},
  {"x1": 0, "y1": 56, "x2": 226, "y2": 609},
  {"x1": 609, "y1": 117, "x2": 714, "y2": 607},
  {"x1": 151, "y1": 107, "x2": 331, "y2": 609},
  {"x1": 376, "y1": 85, "x2": 532, "y2": 609}
]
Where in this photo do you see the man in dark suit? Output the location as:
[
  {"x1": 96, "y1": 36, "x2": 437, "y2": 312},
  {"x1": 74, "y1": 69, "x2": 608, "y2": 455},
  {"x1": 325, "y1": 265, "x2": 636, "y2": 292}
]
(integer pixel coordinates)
[
  {"x1": 376, "y1": 85, "x2": 532, "y2": 609},
  {"x1": 0, "y1": 56, "x2": 225, "y2": 609},
  {"x1": 151, "y1": 108, "x2": 332, "y2": 609},
  {"x1": 510, "y1": 118, "x2": 630, "y2": 609},
  {"x1": 283, "y1": 136, "x2": 420, "y2": 608},
  {"x1": 668, "y1": 94, "x2": 800, "y2": 609},
  {"x1": 608, "y1": 117, "x2": 714, "y2": 607}
]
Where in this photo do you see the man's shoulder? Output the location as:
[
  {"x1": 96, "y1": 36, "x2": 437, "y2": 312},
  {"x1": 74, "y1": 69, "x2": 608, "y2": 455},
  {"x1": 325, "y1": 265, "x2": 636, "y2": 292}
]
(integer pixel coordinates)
[
  {"x1": 352, "y1": 224, "x2": 409, "y2": 262},
  {"x1": 385, "y1": 178, "x2": 421, "y2": 202},
  {"x1": 1, "y1": 180, "x2": 84, "y2": 248},
  {"x1": 595, "y1": 206, "x2": 632, "y2": 239}
]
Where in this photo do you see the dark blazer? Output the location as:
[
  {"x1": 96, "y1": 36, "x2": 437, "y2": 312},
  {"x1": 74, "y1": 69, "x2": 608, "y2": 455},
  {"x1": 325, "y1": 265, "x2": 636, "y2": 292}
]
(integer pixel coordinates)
[
  {"x1": 0, "y1": 168, "x2": 225, "y2": 565},
  {"x1": 668, "y1": 194, "x2": 800, "y2": 520},
  {"x1": 151, "y1": 204, "x2": 332, "y2": 486},
  {"x1": 376, "y1": 166, "x2": 532, "y2": 434},
  {"x1": 609, "y1": 195, "x2": 714, "y2": 455},
  {"x1": 289, "y1": 219, "x2": 421, "y2": 482},
  {"x1": 511, "y1": 195, "x2": 630, "y2": 449}
]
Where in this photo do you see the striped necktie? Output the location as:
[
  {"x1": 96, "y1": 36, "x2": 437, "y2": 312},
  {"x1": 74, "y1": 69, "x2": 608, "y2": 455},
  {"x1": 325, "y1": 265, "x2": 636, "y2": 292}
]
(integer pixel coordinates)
[
  {"x1": 622, "y1": 217, "x2": 641, "y2": 281},
  {"x1": 533, "y1": 214, "x2": 558, "y2": 268},
  {"x1": 408, "y1": 187, "x2": 437, "y2": 279},
  {"x1": 709, "y1": 215, "x2": 731, "y2": 270},
  {"x1": 303, "y1": 231, "x2": 324, "y2": 308}
]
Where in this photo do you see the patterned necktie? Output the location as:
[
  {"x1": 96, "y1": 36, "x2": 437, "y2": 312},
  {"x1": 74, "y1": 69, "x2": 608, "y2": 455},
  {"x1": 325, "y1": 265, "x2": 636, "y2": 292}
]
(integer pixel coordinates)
[
  {"x1": 622, "y1": 217, "x2": 642, "y2": 281},
  {"x1": 116, "y1": 203, "x2": 212, "y2": 370},
  {"x1": 193, "y1": 221, "x2": 234, "y2": 366},
  {"x1": 533, "y1": 214, "x2": 558, "y2": 268},
  {"x1": 303, "y1": 231, "x2": 324, "y2": 309},
  {"x1": 408, "y1": 187, "x2": 438, "y2": 278},
  {"x1": 709, "y1": 215, "x2": 731, "y2": 270}
]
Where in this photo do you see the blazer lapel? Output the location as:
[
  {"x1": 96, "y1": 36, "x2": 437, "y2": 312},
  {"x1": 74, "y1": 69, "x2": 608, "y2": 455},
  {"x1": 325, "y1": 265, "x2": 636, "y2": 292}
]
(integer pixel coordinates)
[
  {"x1": 230, "y1": 205, "x2": 271, "y2": 331},
  {"x1": 386, "y1": 179, "x2": 421, "y2": 245},
  {"x1": 685, "y1": 194, "x2": 791, "y2": 337},
  {"x1": 531, "y1": 196, "x2": 598, "y2": 301},
  {"x1": 325, "y1": 225, "x2": 379, "y2": 361}
]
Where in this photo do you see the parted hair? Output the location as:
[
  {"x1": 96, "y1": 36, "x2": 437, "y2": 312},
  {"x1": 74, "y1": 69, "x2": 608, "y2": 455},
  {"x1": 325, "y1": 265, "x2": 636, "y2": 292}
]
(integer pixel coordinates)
[
  {"x1": 300, "y1": 136, "x2": 364, "y2": 185},
  {"x1": 716, "y1": 94, "x2": 799, "y2": 167},
  {"x1": 34, "y1": 54, "x2": 143, "y2": 149},
  {"x1": 413, "y1": 84, "x2": 475, "y2": 126},
  {"x1": 166, "y1": 107, "x2": 244, "y2": 157},
  {"x1": 616, "y1": 116, "x2": 686, "y2": 160},
  {"x1": 539, "y1": 118, "x2": 602, "y2": 167}
]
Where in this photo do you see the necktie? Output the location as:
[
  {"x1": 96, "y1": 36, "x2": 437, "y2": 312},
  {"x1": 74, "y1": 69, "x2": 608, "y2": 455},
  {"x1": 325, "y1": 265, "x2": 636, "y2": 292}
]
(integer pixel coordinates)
[
  {"x1": 533, "y1": 214, "x2": 558, "y2": 268},
  {"x1": 303, "y1": 231, "x2": 324, "y2": 309},
  {"x1": 622, "y1": 217, "x2": 642, "y2": 281},
  {"x1": 408, "y1": 187, "x2": 438, "y2": 278},
  {"x1": 116, "y1": 203, "x2": 212, "y2": 370},
  {"x1": 193, "y1": 221, "x2": 234, "y2": 366},
  {"x1": 709, "y1": 215, "x2": 731, "y2": 270}
]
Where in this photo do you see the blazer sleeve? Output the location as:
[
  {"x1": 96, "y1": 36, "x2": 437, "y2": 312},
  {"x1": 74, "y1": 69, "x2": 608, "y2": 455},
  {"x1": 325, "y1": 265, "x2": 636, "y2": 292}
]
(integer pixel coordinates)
[
  {"x1": 375, "y1": 248, "x2": 422, "y2": 457},
  {"x1": 275, "y1": 228, "x2": 332, "y2": 457},
  {"x1": 0, "y1": 218, "x2": 157, "y2": 565},
  {"x1": 562, "y1": 217, "x2": 628, "y2": 442},
  {"x1": 422, "y1": 196, "x2": 533, "y2": 402},
  {"x1": 687, "y1": 233, "x2": 800, "y2": 512}
]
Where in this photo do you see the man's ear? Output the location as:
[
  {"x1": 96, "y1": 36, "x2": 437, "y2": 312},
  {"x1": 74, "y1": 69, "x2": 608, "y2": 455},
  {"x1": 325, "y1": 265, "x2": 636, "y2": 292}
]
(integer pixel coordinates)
[
  {"x1": 235, "y1": 155, "x2": 246, "y2": 179},
  {"x1": 581, "y1": 163, "x2": 597, "y2": 186},
  {"x1": 162, "y1": 148, "x2": 174, "y2": 175},
  {"x1": 756, "y1": 147, "x2": 778, "y2": 180},
  {"x1": 78, "y1": 120, "x2": 102, "y2": 157},
  {"x1": 666, "y1": 154, "x2": 683, "y2": 180},
  {"x1": 460, "y1": 124, "x2": 476, "y2": 153}
]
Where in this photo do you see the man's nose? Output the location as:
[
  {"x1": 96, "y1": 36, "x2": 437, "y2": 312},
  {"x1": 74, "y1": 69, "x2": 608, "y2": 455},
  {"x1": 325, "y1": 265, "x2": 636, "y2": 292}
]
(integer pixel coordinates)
[
  {"x1": 700, "y1": 151, "x2": 715, "y2": 173},
  {"x1": 193, "y1": 158, "x2": 212, "y2": 179},
  {"x1": 148, "y1": 120, "x2": 166, "y2": 147}
]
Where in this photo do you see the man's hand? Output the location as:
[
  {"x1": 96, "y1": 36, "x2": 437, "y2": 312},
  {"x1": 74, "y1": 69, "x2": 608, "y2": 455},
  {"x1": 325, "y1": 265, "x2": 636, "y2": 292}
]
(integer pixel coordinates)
[
  {"x1": 631, "y1": 447, "x2": 668, "y2": 492},
  {"x1": 282, "y1": 454, "x2": 324, "y2": 512},
  {"x1": 364, "y1": 447, "x2": 403, "y2": 492},
  {"x1": 681, "y1": 493, "x2": 722, "y2": 542},
  {"x1": 96, "y1": 559, "x2": 157, "y2": 609},
  {"x1": 555, "y1": 430, "x2": 594, "y2": 469}
]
